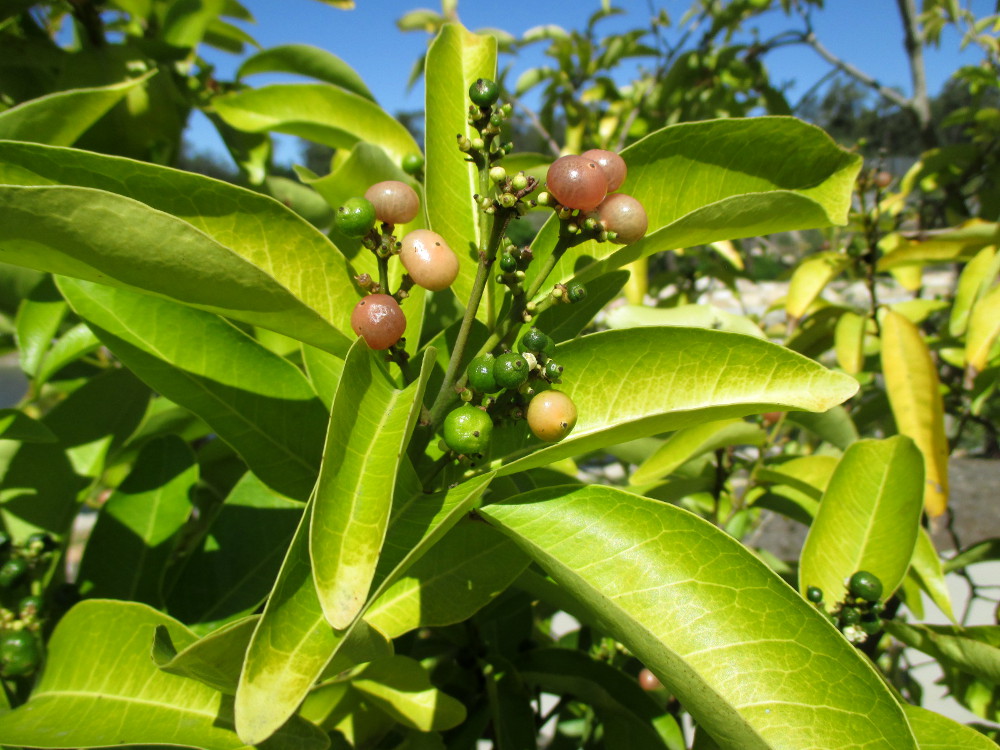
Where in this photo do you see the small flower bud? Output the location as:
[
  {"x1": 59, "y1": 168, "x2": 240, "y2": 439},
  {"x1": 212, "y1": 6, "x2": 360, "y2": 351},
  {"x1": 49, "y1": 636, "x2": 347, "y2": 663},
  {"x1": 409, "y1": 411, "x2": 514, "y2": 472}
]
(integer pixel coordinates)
[
  {"x1": 499, "y1": 192, "x2": 517, "y2": 208},
  {"x1": 511, "y1": 173, "x2": 529, "y2": 191},
  {"x1": 489, "y1": 166, "x2": 507, "y2": 183}
]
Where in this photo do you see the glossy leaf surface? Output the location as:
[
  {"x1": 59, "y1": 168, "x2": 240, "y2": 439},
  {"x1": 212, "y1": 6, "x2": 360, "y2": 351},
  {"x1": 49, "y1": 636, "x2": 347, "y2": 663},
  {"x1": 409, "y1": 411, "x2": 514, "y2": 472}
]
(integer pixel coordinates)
[
  {"x1": 880, "y1": 309, "x2": 949, "y2": 516},
  {"x1": 14, "y1": 274, "x2": 65, "y2": 379},
  {"x1": 481, "y1": 485, "x2": 916, "y2": 750},
  {"x1": 785, "y1": 251, "x2": 850, "y2": 319},
  {"x1": 237, "y1": 44, "x2": 375, "y2": 100},
  {"x1": 350, "y1": 656, "x2": 466, "y2": 731},
  {"x1": 153, "y1": 616, "x2": 258, "y2": 695},
  {"x1": 798, "y1": 436, "x2": 924, "y2": 603},
  {"x1": 631, "y1": 419, "x2": 765, "y2": 485},
  {"x1": 605, "y1": 303, "x2": 766, "y2": 339},
  {"x1": 0, "y1": 600, "x2": 328, "y2": 750},
  {"x1": 490, "y1": 328, "x2": 858, "y2": 475},
  {"x1": 903, "y1": 703, "x2": 999, "y2": 749},
  {"x1": 59, "y1": 277, "x2": 327, "y2": 500},
  {"x1": 0, "y1": 140, "x2": 355, "y2": 353}
]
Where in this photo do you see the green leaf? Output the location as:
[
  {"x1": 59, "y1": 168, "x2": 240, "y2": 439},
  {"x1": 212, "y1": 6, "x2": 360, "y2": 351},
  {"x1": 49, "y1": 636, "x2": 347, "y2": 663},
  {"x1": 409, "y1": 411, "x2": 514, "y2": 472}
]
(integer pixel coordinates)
[
  {"x1": 834, "y1": 310, "x2": 867, "y2": 374},
  {"x1": 910, "y1": 527, "x2": 957, "y2": 623},
  {"x1": 480, "y1": 486, "x2": 917, "y2": 750},
  {"x1": 785, "y1": 405, "x2": 859, "y2": 450},
  {"x1": 0, "y1": 600, "x2": 328, "y2": 750},
  {"x1": 0, "y1": 73, "x2": 154, "y2": 147},
  {"x1": 302, "y1": 344, "x2": 345, "y2": 410},
  {"x1": 0, "y1": 140, "x2": 355, "y2": 354},
  {"x1": 798, "y1": 436, "x2": 924, "y2": 602},
  {"x1": 58, "y1": 277, "x2": 328, "y2": 500},
  {"x1": 883, "y1": 622, "x2": 1000, "y2": 685},
  {"x1": 162, "y1": 0, "x2": 225, "y2": 48},
  {"x1": 236, "y1": 474, "x2": 495, "y2": 744},
  {"x1": 490, "y1": 328, "x2": 858, "y2": 476},
  {"x1": 533, "y1": 270, "x2": 629, "y2": 344},
  {"x1": 528, "y1": 117, "x2": 862, "y2": 292},
  {"x1": 755, "y1": 455, "x2": 838, "y2": 501},
  {"x1": 311, "y1": 343, "x2": 434, "y2": 629},
  {"x1": 631, "y1": 419, "x2": 765, "y2": 485},
  {"x1": 14, "y1": 274, "x2": 65, "y2": 379},
  {"x1": 423, "y1": 24, "x2": 497, "y2": 310},
  {"x1": 903, "y1": 703, "x2": 1000, "y2": 749},
  {"x1": 605, "y1": 303, "x2": 766, "y2": 339},
  {"x1": 350, "y1": 656, "x2": 466, "y2": 732},
  {"x1": 153, "y1": 616, "x2": 258, "y2": 694},
  {"x1": 785, "y1": 251, "x2": 850, "y2": 320},
  {"x1": 213, "y1": 83, "x2": 419, "y2": 166},
  {"x1": 264, "y1": 176, "x2": 334, "y2": 229},
  {"x1": 966, "y1": 283, "x2": 1000, "y2": 371},
  {"x1": 950, "y1": 245, "x2": 999, "y2": 338},
  {"x1": 77, "y1": 435, "x2": 197, "y2": 605},
  {"x1": 34, "y1": 322, "x2": 101, "y2": 386},
  {"x1": 165, "y1": 472, "x2": 304, "y2": 631},
  {"x1": 237, "y1": 44, "x2": 375, "y2": 100},
  {"x1": 0, "y1": 409, "x2": 56, "y2": 443}
]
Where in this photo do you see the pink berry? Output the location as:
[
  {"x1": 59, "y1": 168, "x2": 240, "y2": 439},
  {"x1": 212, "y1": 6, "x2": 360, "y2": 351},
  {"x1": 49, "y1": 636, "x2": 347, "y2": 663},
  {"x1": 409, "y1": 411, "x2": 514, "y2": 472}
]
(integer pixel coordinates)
[
  {"x1": 592, "y1": 193, "x2": 648, "y2": 244},
  {"x1": 399, "y1": 229, "x2": 460, "y2": 291},
  {"x1": 351, "y1": 294, "x2": 406, "y2": 350},
  {"x1": 363, "y1": 181, "x2": 420, "y2": 225},
  {"x1": 581, "y1": 148, "x2": 627, "y2": 192},
  {"x1": 545, "y1": 155, "x2": 608, "y2": 212}
]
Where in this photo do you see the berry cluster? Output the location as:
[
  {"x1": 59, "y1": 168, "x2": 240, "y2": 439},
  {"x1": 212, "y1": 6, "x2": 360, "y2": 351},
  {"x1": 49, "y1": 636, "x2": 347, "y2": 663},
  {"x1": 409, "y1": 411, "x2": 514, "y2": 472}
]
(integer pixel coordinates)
[
  {"x1": 337, "y1": 181, "x2": 460, "y2": 351},
  {"x1": 0, "y1": 532, "x2": 55, "y2": 679},
  {"x1": 807, "y1": 570, "x2": 885, "y2": 644},
  {"x1": 441, "y1": 326, "x2": 578, "y2": 459}
]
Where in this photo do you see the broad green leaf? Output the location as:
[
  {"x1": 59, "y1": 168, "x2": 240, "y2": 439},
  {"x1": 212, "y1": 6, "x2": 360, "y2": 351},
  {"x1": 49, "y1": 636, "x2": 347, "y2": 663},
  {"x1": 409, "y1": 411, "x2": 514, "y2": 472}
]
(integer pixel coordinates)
[
  {"x1": 311, "y1": 343, "x2": 433, "y2": 629},
  {"x1": 798, "y1": 436, "x2": 924, "y2": 603},
  {"x1": 350, "y1": 656, "x2": 466, "y2": 732},
  {"x1": 365, "y1": 518, "x2": 531, "y2": 639},
  {"x1": 884, "y1": 622, "x2": 1000, "y2": 685},
  {"x1": 533, "y1": 270, "x2": 629, "y2": 343},
  {"x1": 213, "y1": 83, "x2": 418, "y2": 166},
  {"x1": 785, "y1": 405, "x2": 859, "y2": 450},
  {"x1": 490, "y1": 328, "x2": 858, "y2": 476},
  {"x1": 0, "y1": 140, "x2": 355, "y2": 354},
  {"x1": 0, "y1": 73, "x2": 153, "y2": 146},
  {"x1": 966, "y1": 283, "x2": 1000, "y2": 371},
  {"x1": 605, "y1": 303, "x2": 766, "y2": 339},
  {"x1": 204, "y1": 16, "x2": 259, "y2": 54},
  {"x1": 480, "y1": 486, "x2": 917, "y2": 750},
  {"x1": 77, "y1": 435, "x2": 197, "y2": 605},
  {"x1": 236, "y1": 474, "x2": 494, "y2": 744},
  {"x1": 162, "y1": 0, "x2": 225, "y2": 47},
  {"x1": 903, "y1": 703, "x2": 999, "y2": 749},
  {"x1": 165, "y1": 473, "x2": 303, "y2": 631},
  {"x1": 14, "y1": 274, "x2": 65, "y2": 378},
  {"x1": 0, "y1": 600, "x2": 328, "y2": 750},
  {"x1": 950, "y1": 245, "x2": 999, "y2": 337},
  {"x1": 891, "y1": 298, "x2": 950, "y2": 324},
  {"x1": 754, "y1": 455, "x2": 838, "y2": 501},
  {"x1": 153, "y1": 616, "x2": 258, "y2": 694},
  {"x1": 528, "y1": 117, "x2": 862, "y2": 293},
  {"x1": 880, "y1": 309, "x2": 949, "y2": 516},
  {"x1": 785, "y1": 251, "x2": 850, "y2": 319},
  {"x1": 945, "y1": 538, "x2": 1000, "y2": 572},
  {"x1": 424, "y1": 24, "x2": 497, "y2": 310},
  {"x1": 878, "y1": 220, "x2": 999, "y2": 270},
  {"x1": 0, "y1": 409, "x2": 55, "y2": 443},
  {"x1": 631, "y1": 419, "x2": 765, "y2": 485},
  {"x1": 59, "y1": 278, "x2": 328, "y2": 500},
  {"x1": 237, "y1": 44, "x2": 375, "y2": 100},
  {"x1": 34, "y1": 322, "x2": 101, "y2": 386},
  {"x1": 834, "y1": 310, "x2": 867, "y2": 374},
  {"x1": 910, "y1": 527, "x2": 957, "y2": 623},
  {"x1": 265, "y1": 175, "x2": 334, "y2": 229},
  {"x1": 302, "y1": 344, "x2": 346, "y2": 410}
]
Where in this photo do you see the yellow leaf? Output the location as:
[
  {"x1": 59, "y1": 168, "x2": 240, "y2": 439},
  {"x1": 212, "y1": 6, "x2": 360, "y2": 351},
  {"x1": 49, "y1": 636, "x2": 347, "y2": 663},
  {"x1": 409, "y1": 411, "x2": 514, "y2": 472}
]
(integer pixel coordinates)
[
  {"x1": 785, "y1": 250, "x2": 848, "y2": 319},
  {"x1": 966, "y1": 283, "x2": 1000, "y2": 371},
  {"x1": 834, "y1": 311, "x2": 866, "y2": 374},
  {"x1": 708, "y1": 240, "x2": 744, "y2": 270},
  {"x1": 949, "y1": 245, "x2": 998, "y2": 337},
  {"x1": 880, "y1": 310, "x2": 949, "y2": 516}
]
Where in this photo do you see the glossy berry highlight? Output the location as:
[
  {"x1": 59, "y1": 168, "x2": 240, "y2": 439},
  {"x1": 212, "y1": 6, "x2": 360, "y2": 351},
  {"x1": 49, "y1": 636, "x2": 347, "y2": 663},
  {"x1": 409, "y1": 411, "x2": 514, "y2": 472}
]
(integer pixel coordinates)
[
  {"x1": 467, "y1": 354, "x2": 500, "y2": 394},
  {"x1": 350, "y1": 294, "x2": 406, "y2": 350},
  {"x1": 581, "y1": 148, "x2": 627, "y2": 192},
  {"x1": 364, "y1": 181, "x2": 420, "y2": 225},
  {"x1": 848, "y1": 570, "x2": 883, "y2": 602},
  {"x1": 546, "y1": 155, "x2": 608, "y2": 212},
  {"x1": 399, "y1": 229, "x2": 460, "y2": 291}
]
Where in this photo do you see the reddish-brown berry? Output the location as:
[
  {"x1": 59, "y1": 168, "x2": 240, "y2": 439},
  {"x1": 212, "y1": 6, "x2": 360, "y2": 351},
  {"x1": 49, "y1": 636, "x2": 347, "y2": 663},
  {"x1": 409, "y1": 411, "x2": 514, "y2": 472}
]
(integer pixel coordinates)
[
  {"x1": 364, "y1": 181, "x2": 420, "y2": 225},
  {"x1": 351, "y1": 294, "x2": 406, "y2": 350},
  {"x1": 638, "y1": 668, "x2": 663, "y2": 691},
  {"x1": 581, "y1": 148, "x2": 627, "y2": 192},
  {"x1": 592, "y1": 193, "x2": 648, "y2": 244},
  {"x1": 526, "y1": 390, "x2": 577, "y2": 442},
  {"x1": 399, "y1": 229, "x2": 460, "y2": 291},
  {"x1": 546, "y1": 155, "x2": 608, "y2": 212}
]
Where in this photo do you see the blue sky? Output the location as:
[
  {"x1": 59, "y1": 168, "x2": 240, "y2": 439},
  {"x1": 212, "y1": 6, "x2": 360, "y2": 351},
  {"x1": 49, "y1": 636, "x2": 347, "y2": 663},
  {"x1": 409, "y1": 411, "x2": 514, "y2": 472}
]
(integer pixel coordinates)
[{"x1": 187, "y1": 0, "x2": 993, "y2": 162}]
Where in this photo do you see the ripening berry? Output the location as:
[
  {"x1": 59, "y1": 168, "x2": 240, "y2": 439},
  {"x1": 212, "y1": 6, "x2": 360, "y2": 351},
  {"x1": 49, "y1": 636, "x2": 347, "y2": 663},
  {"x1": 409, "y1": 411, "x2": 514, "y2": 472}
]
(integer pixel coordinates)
[
  {"x1": 399, "y1": 229, "x2": 460, "y2": 291},
  {"x1": 351, "y1": 294, "x2": 406, "y2": 350},
  {"x1": 638, "y1": 668, "x2": 662, "y2": 692},
  {"x1": 581, "y1": 148, "x2": 627, "y2": 192},
  {"x1": 592, "y1": 193, "x2": 648, "y2": 244},
  {"x1": 364, "y1": 181, "x2": 420, "y2": 225},
  {"x1": 873, "y1": 171, "x2": 893, "y2": 189},
  {"x1": 527, "y1": 390, "x2": 577, "y2": 442},
  {"x1": 546, "y1": 155, "x2": 608, "y2": 212}
]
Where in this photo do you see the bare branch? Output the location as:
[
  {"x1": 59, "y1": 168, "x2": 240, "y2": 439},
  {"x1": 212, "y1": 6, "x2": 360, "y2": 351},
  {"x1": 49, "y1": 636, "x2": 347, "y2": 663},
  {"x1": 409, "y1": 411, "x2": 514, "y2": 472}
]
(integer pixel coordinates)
[
  {"x1": 800, "y1": 30, "x2": 911, "y2": 110},
  {"x1": 508, "y1": 93, "x2": 561, "y2": 158}
]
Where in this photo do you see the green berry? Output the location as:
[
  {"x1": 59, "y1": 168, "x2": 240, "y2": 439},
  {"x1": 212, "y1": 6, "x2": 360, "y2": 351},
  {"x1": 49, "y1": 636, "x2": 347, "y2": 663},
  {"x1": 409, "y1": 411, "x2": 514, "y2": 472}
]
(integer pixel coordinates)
[
  {"x1": 543, "y1": 361, "x2": 563, "y2": 382},
  {"x1": 840, "y1": 607, "x2": 861, "y2": 626},
  {"x1": 860, "y1": 618, "x2": 882, "y2": 635},
  {"x1": 499, "y1": 252, "x2": 517, "y2": 273},
  {"x1": 334, "y1": 197, "x2": 377, "y2": 238},
  {"x1": 806, "y1": 586, "x2": 823, "y2": 603},
  {"x1": 442, "y1": 405, "x2": 493, "y2": 455},
  {"x1": 18, "y1": 595, "x2": 43, "y2": 619},
  {"x1": 467, "y1": 354, "x2": 500, "y2": 394},
  {"x1": 517, "y1": 327, "x2": 554, "y2": 355},
  {"x1": 489, "y1": 166, "x2": 507, "y2": 183},
  {"x1": 848, "y1": 570, "x2": 883, "y2": 603},
  {"x1": 0, "y1": 559, "x2": 27, "y2": 588},
  {"x1": 26, "y1": 532, "x2": 55, "y2": 552},
  {"x1": 402, "y1": 153, "x2": 424, "y2": 175},
  {"x1": 469, "y1": 78, "x2": 500, "y2": 107},
  {"x1": 567, "y1": 282, "x2": 587, "y2": 303},
  {"x1": 494, "y1": 352, "x2": 530, "y2": 389},
  {"x1": 0, "y1": 632, "x2": 39, "y2": 678}
]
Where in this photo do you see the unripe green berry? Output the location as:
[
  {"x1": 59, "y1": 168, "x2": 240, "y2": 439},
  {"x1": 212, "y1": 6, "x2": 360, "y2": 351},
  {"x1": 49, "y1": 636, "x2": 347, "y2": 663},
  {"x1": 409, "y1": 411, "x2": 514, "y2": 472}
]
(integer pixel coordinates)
[
  {"x1": 442, "y1": 404, "x2": 493, "y2": 455},
  {"x1": 518, "y1": 327, "x2": 554, "y2": 355},
  {"x1": 806, "y1": 586, "x2": 823, "y2": 603},
  {"x1": 467, "y1": 354, "x2": 500, "y2": 394},
  {"x1": 840, "y1": 607, "x2": 861, "y2": 626},
  {"x1": 499, "y1": 192, "x2": 517, "y2": 208},
  {"x1": 499, "y1": 253, "x2": 517, "y2": 273},
  {"x1": 494, "y1": 352, "x2": 529, "y2": 389},
  {"x1": 0, "y1": 632, "x2": 39, "y2": 678},
  {"x1": 0, "y1": 558, "x2": 27, "y2": 588},
  {"x1": 469, "y1": 78, "x2": 500, "y2": 107},
  {"x1": 489, "y1": 166, "x2": 507, "y2": 183},
  {"x1": 543, "y1": 361, "x2": 563, "y2": 382},
  {"x1": 848, "y1": 570, "x2": 883, "y2": 603},
  {"x1": 335, "y1": 197, "x2": 377, "y2": 238},
  {"x1": 511, "y1": 173, "x2": 529, "y2": 191},
  {"x1": 471, "y1": 137, "x2": 485, "y2": 151},
  {"x1": 567, "y1": 282, "x2": 587, "y2": 303},
  {"x1": 402, "y1": 153, "x2": 424, "y2": 176}
]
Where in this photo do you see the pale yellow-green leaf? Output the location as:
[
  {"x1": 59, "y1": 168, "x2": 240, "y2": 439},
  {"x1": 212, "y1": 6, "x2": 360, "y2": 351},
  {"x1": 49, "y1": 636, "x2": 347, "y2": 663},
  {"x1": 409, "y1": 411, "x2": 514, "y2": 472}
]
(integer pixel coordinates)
[
  {"x1": 966, "y1": 283, "x2": 1000, "y2": 371},
  {"x1": 630, "y1": 419, "x2": 765, "y2": 485},
  {"x1": 950, "y1": 245, "x2": 999, "y2": 337},
  {"x1": 350, "y1": 656, "x2": 466, "y2": 732},
  {"x1": 785, "y1": 251, "x2": 849, "y2": 319},
  {"x1": 834, "y1": 310, "x2": 867, "y2": 374}
]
